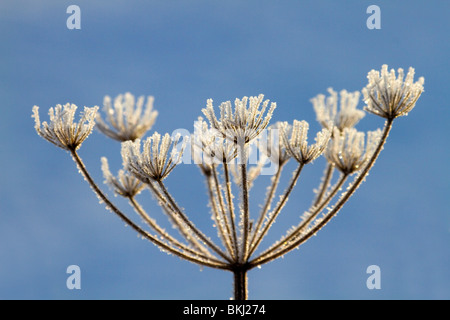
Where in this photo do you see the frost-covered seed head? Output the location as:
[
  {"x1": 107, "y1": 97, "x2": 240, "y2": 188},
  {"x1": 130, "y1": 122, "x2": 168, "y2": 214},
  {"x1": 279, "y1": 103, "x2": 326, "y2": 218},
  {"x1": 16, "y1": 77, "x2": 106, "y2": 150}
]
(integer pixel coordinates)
[
  {"x1": 191, "y1": 117, "x2": 238, "y2": 167},
  {"x1": 32, "y1": 104, "x2": 98, "y2": 151},
  {"x1": 282, "y1": 120, "x2": 331, "y2": 164},
  {"x1": 362, "y1": 65, "x2": 424, "y2": 119},
  {"x1": 325, "y1": 127, "x2": 382, "y2": 175},
  {"x1": 258, "y1": 121, "x2": 292, "y2": 165},
  {"x1": 311, "y1": 88, "x2": 365, "y2": 132},
  {"x1": 101, "y1": 157, "x2": 145, "y2": 197},
  {"x1": 96, "y1": 92, "x2": 158, "y2": 141},
  {"x1": 201, "y1": 94, "x2": 276, "y2": 145},
  {"x1": 121, "y1": 132, "x2": 186, "y2": 182}
]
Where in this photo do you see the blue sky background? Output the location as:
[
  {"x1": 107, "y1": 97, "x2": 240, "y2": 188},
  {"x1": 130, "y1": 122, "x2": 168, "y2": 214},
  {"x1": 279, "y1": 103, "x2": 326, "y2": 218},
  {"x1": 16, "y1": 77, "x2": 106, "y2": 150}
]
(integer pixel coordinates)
[{"x1": 0, "y1": 0, "x2": 449, "y2": 300}]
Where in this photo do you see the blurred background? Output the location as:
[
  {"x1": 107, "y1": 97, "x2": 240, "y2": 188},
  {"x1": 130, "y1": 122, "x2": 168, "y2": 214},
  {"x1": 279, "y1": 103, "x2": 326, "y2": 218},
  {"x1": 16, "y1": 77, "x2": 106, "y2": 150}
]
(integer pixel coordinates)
[{"x1": 0, "y1": 0, "x2": 449, "y2": 300}]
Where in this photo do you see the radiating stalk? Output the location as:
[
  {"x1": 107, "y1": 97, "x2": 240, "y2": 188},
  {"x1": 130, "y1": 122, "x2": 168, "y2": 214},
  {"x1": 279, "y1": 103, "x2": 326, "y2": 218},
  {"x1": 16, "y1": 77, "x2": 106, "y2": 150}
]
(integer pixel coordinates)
[
  {"x1": 69, "y1": 149, "x2": 229, "y2": 269},
  {"x1": 312, "y1": 163, "x2": 335, "y2": 207},
  {"x1": 144, "y1": 179, "x2": 213, "y2": 257},
  {"x1": 223, "y1": 161, "x2": 239, "y2": 260},
  {"x1": 253, "y1": 173, "x2": 348, "y2": 262},
  {"x1": 205, "y1": 172, "x2": 235, "y2": 260},
  {"x1": 249, "y1": 163, "x2": 283, "y2": 254},
  {"x1": 247, "y1": 163, "x2": 304, "y2": 259},
  {"x1": 128, "y1": 196, "x2": 215, "y2": 260},
  {"x1": 240, "y1": 161, "x2": 250, "y2": 262},
  {"x1": 157, "y1": 180, "x2": 233, "y2": 263}
]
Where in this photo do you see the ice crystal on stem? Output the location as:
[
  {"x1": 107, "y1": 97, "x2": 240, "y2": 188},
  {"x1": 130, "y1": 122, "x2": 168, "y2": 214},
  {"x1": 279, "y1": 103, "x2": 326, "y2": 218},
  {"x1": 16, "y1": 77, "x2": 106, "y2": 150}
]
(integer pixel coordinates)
[
  {"x1": 259, "y1": 121, "x2": 292, "y2": 165},
  {"x1": 96, "y1": 92, "x2": 158, "y2": 141}
]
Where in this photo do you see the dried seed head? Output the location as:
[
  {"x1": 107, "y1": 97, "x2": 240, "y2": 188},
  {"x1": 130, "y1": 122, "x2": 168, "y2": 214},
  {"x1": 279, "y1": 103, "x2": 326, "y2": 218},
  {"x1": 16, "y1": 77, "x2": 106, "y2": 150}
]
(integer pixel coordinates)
[
  {"x1": 96, "y1": 92, "x2": 158, "y2": 141},
  {"x1": 121, "y1": 132, "x2": 186, "y2": 182},
  {"x1": 258, "y1": 121, "x2": 292, "y2": 165},
  {"x1": 191, "y1": 117, "x2": 238, "y2": 167},
  {"x1": 32, "y1": 104, "x2": 98, "y2": 151},
  {"x1": 282, "y1": 120, "x2": 331, "y2": 164},
  {"x1": 362, "y1": 64, "x2": 425, "y2": 119},
  {"x1": 101, "y1": 157, "x2": 145, "y2": 197},
  {"x1": 325, "y1": 127, "x2": 382, "y2": 175},
  {"x1": 202, "y1": 94, "x2": 276, "y2": 145},
  {"x1": 311, "y1": 88, "x2": 365, "y2": 132}
]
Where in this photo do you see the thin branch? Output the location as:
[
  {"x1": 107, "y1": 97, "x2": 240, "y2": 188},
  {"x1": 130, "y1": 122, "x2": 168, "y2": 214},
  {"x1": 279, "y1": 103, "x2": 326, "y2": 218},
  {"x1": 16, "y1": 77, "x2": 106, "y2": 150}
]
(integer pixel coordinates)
[
  {"x1": 128, "y1": 196, "x2": 217, "y2": 260},
  {"x1": 298, "y1": 173, "x2": 348, "y2": 231},
  {"x1": 248, "y1": 163, "x2": 284, "y2": 255},
  {"x1": 247, "y1": 163, "x2": 304, "y2": 259},
  {"x1": 240, "y1": 161, "x2": 250, "y2": 262},
  {"x1": 69, "y1": 149, "x2": 229, "y2": 270},
  {"x1": 312, "y1": 163, "x2": 335, "y2": 207},
  {"x1": 223, "y1": 161, "x2": 239, "y2": 260},
  {"x1": 206, "y1": 169, "x2": 235, "y2": 260},
  {"x1": 252, "y1": 172, "x2": 348, "y2": 263},
  {"x1": 143, "y1": 179, "x2": 213, "y2": 257},
  {"x1": 157, "y1": 180, "x2": 233, "y2": 263},
  {"x1": 211, "y1": 166, "x2": 236, "y2": 259}
]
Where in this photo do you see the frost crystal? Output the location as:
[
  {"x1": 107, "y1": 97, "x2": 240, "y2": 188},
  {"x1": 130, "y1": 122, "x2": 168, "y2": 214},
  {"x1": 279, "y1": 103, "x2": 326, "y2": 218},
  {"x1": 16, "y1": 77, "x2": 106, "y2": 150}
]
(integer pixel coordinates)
[
  {"x1": 282, "y1": 120, "x2": 331, "y2": 164},
  {"x1": 311, "y1": 88, "x2": 365, "y2": 131},
  {"x1": 258, "y1": 121, "x2": 292, "y2": 165},
  {"x1": 202, "y1": 94, "x2": 276, "y2": 145},
  {"x1": 101, "y1": 157, "x2": 145, "y2": 197},
  {"x1": 121, "y1": 132, "x2": 186, "y2": 181},
  {"x1": 325, "y1": 127, "x2": 382, "y2": 175},
  {"x1": 191, "y1": 117, "x2": 238, "y2": 166},
  {"x1": 32, "y1": 103, "x2": 98, "y2": 150},
  {"x1": 362, "y1": 64, "x2": 424, "y2": 119},
  {"x1": 96, "y1": 92, "x2": 158, "y2": 141}
]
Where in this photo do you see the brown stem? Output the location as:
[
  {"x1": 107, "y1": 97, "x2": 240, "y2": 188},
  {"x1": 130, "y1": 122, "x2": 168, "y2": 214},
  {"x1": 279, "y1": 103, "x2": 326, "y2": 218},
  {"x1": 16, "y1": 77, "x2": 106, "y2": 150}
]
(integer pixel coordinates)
[
  {"x1": 233, "y1": 266, "x2": 249, "y2": 300},
  {"x1": 253, "y1": 173, "x2": 348, "y2": 262},
  {"x1": 249, "y1": 163, "x2": 284, "y2": 254},
  {"x1": 206, "y1": 171, "x2": 235, "y2": 260},
  {"x1": 128, "y1": 196, "x2": 215, "y2": 260},
  {"x1": 223, "y1": 161, "x2": 239, "y2": 259},
  {"x1": 247, "y1": 163, "x2": 304, "y2": 259},
  {"x1": 240, "y1": 161, "x2": 250, "y2": 262},
  {"x1": 69, "y1": 149, "x2": 229, "y2": 269},
  {"x1": 157, "y1": 180, "x2": 233, "y2": 263},
  {"x1": 313, "y1": 163, "x2": 335, "y2": 207}
]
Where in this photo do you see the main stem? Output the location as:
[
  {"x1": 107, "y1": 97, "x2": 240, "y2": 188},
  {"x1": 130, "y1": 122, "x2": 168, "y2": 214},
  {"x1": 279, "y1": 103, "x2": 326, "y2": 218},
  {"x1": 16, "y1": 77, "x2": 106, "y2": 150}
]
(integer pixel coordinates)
[{"x1": 233, "y1": 267, "x2": 248, "y2": 300}]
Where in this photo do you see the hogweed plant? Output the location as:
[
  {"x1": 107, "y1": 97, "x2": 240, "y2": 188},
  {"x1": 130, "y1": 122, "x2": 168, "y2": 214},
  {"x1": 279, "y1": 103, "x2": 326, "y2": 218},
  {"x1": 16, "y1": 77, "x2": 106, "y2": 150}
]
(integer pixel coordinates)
[{"x1": 32, "y1": 65, "x2": 424, "y2": 300}]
